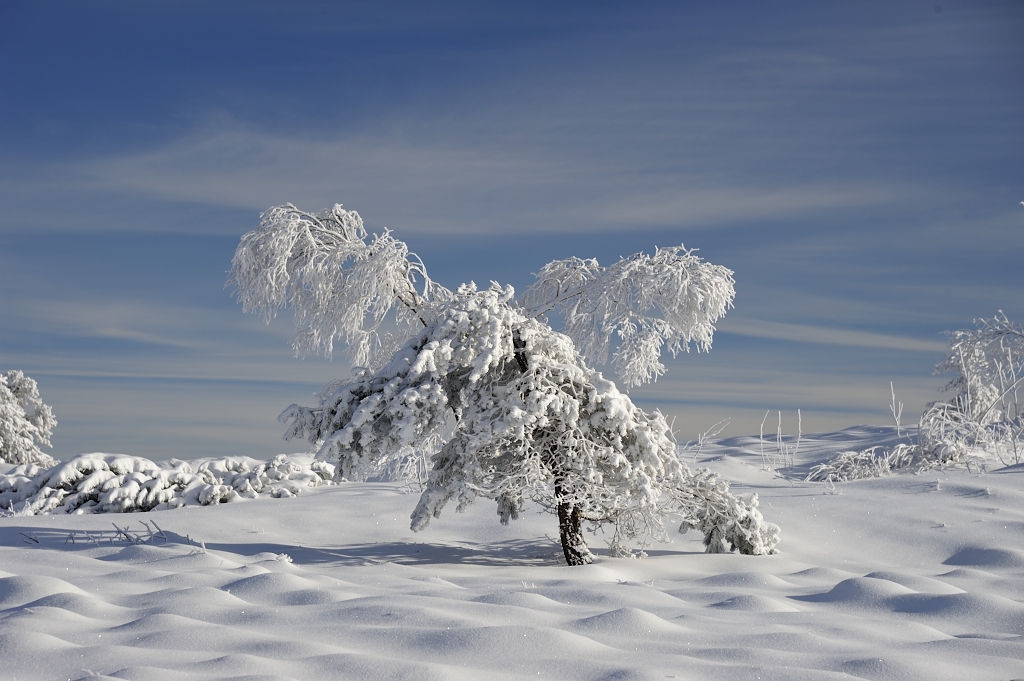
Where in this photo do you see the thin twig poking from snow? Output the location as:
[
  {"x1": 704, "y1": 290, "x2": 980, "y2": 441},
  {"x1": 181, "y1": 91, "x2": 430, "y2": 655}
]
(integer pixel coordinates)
[
  {"x1": 758, "y1": 411, "x2": 800, "y2": 471},
  {"x1": 890, "y1": 382, "x2": 904, "y2": 442},
  {"x1": 759, "y1": 411, "x2": 770, "y2": 470},
  {"x1": 795, "y1": 410, "x2": 802, "y2": 467},
  {"x1": 684, "y1": 418, "x2": 730, "y2": 463}
]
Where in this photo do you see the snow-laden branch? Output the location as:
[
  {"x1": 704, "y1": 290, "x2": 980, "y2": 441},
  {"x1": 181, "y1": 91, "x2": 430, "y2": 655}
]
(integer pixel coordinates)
[
  {"x1": 520, "y1": 247, "x2": 736, "y2": 388},
  {"x1": 228, "y1": 203, "x2": 448, "y2": 368}
]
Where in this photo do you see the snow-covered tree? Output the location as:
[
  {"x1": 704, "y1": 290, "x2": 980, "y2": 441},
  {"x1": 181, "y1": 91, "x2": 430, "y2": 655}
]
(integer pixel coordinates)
[
  {"x1": 230, "y1": 203, "x2": 778, "y2": 564},
  {"x1": 0, "y1": 370, "x2": 58, "y2": 467}
]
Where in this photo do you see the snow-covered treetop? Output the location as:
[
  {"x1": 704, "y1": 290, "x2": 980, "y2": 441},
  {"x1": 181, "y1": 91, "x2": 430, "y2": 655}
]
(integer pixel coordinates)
[
  {"x1": 935, "y1": 311, "x2": 1024, "y2": 424},
  {"x1": 521, "y1": 247, "x2": 735, "y2": 387},
  {"x1": 229, "y1": 203, "x2": 447, "y2": 368},
  {"x1": 229, "y1": 203, "x2": 735, "y2": 388}
]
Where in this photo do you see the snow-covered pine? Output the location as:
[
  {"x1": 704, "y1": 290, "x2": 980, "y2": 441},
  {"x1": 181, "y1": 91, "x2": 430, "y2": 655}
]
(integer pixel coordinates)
[
  {"x1": 0, "y1": 370, "x2": 58, "y2": 467},
  {"x1": 232, "y1": 203, "x2": 777, "y2": 564},
  {"x1": 0, "y1": 453, "x2": 334, "y2": 516}
]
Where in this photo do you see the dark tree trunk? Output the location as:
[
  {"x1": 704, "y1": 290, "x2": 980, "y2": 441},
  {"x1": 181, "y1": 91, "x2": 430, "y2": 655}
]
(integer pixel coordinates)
[
  {"x1": 556, "y1": 484, "x2": 592, "y2": 566},
  {"x1": 514, "y1": 328, "x2": 591, "y2": 566}
]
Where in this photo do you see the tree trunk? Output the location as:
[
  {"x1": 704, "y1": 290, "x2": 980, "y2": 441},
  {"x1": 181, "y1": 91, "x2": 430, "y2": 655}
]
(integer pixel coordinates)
[
  {"x1": 556, "y1": 487, "x2": 592, "y2": 566},
  {"x1": 515, "y1": 329, "x2": 592, "y2": 566}
]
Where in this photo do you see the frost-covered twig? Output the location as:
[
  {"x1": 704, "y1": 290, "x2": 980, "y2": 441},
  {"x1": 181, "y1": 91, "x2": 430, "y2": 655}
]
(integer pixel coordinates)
[
  {"x1": 759, "y1": 411, "x2": 770, "y2": 470},
  {"x1": 684, "y1": 418, "x2": 730, "y2": 463},
  {"x1": 890, "y1": 382, "x2": 904, "y2": 442}
]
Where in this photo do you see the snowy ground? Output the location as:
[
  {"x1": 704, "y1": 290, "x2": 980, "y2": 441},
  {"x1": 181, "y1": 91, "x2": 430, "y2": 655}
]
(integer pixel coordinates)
[{"x1": 1, "y1": 426, "x2": 1022, "y2": 681}]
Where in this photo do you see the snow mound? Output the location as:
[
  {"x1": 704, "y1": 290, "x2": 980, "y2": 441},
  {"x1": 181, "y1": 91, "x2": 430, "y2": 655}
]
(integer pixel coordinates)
[
  {"x1": 0, "y1": 574, "x2": 87, "y2": 608},
  {"x1": 0, "y1": 453, "x2": 334, "y2": 515},
  {"x1": 708, "y1": 594, "x2": 800, "y2": 612},
  {"x1": 943, "y1": 547, "x2": 1024, "y2": 569}
]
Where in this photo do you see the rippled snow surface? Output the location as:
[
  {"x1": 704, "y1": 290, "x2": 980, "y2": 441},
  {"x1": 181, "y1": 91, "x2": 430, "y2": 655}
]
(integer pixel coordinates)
[{"x1": 1, "y1": 427, "x2": 1022, "y2": 680}]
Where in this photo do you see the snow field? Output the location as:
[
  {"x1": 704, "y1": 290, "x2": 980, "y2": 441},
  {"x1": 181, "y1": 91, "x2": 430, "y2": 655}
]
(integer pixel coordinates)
[{"x1": 0, "y1": 427, "x2": 1022, "y2": 680}]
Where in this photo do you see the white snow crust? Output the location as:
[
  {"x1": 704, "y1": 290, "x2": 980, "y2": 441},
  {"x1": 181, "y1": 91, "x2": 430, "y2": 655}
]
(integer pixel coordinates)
[{"x1": 0, "y1": 427, "x2": 1021, "y2": 680}]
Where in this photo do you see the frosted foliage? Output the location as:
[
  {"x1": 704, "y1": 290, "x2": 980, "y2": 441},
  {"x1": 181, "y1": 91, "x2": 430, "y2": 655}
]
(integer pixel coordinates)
[
  {"x1": 0, "y1": 371, "x2": 57, "y2": 467},
  {"x1": 281, "y1": 284, "x2": 778, "y2": 556},
  {"x1": 521, "y1": 248, "x2": 735, "y2": 387},
  {"x1": 228, "y1": 203, "x2": 440, "y2": 368},
  {"x1": 0, "y1": 453, "x2": 334, "y2": 515}
]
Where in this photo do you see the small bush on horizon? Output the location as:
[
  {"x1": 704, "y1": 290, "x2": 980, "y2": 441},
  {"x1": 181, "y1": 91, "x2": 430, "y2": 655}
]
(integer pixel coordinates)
[{"x1": 809, "y1": 312, "x2": 1024, "y2": 484}]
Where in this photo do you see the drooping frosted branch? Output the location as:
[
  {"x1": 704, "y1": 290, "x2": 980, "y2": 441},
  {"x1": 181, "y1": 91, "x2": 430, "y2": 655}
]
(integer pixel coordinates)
[
  {"x1": 521, "y1": 246, "x2": 736, "y2": 388},
  {"x1": 228, "y1": 203, "x2": 448, "y2": 368}
]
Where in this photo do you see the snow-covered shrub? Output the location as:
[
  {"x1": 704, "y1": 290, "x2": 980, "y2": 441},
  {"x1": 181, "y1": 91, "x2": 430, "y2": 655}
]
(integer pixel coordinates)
[
  {"x1": 934, "y1": 312, "x2": 1023, "y2": 425},
  {"x1": 0, "y1": 453, "x2": 334, "y2": 516},
  {"x1": 805, "y1": 444, "x2": 916, "y2": 483},
  {"x1": 0, "y1": 370, "x2": 57, "y2": 467},
  {"x1": 231, "y1": 203, "x2": 777, "y2": 564},
  {"x1": 918, "y1": 313, "x2": 1024, "y2": 464},
  {"x1": 808, "y1": 313, "x2": 1024, "y2": 485}
]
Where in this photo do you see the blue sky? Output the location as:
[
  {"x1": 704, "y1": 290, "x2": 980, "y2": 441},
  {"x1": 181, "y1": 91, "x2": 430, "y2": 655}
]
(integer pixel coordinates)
[{"x1": 1, "y1": 1, "x2": 1021, "y2": 461}]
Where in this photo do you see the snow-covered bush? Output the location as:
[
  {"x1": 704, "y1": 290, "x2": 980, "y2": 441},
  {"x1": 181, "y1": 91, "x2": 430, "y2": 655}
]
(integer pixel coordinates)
[
  {"x1": 919, "y1": 312, "x2": 1024, "y2": 463},
  {"x1": 0, "y1": 370, "x2": 57, "y2": 467},
  {"x1": 808, "y1": 313, "x2": 1024, "y2": 484},
  {"x1": 0, "y1": 453, "x2": 334, "y2": 516},
  {"x1": 934, "y1": 312, "x2": 1023, "y2": 425},
  {"x1": 231, "y1": 203, "x2": 778, "y2": 564},
  {"x1": 805, "y1": 444, "x2": 916, "y2": 483}
]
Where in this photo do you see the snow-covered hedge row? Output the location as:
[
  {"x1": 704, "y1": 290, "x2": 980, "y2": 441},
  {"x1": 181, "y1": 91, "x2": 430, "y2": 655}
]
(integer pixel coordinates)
[{"x1": 0, "y1": 453, "x2": 334, "y2": 516}]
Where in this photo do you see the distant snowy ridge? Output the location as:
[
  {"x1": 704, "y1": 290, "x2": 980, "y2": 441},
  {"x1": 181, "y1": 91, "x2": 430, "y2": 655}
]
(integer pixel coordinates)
[{"x1": 0, "y1": 453, "x2": 335, "y2": 516}]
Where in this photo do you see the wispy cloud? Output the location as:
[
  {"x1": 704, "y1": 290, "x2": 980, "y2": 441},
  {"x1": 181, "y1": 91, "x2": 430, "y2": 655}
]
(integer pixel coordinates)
[
  {"x1": 9, "y1": 299, "x2": 213, "y2": 350},
  {"x1": 719, "y1": 319, "x2": 946, "y2": 353},
  {"x1": 44, "y1": 125, "x2": 927, "y2": 237}
]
